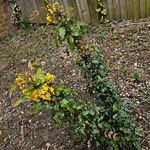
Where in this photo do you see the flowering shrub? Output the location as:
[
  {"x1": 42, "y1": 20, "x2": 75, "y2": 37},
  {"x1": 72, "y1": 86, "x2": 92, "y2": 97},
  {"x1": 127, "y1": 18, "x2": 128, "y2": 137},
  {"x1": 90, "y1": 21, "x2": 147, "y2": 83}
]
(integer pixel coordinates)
[
  {"x1": 11, "y1": 66, "x2": 55, "y2": 107},
  {"x1": 11, "y1": 2, "x2": 142, "y2": 150}
]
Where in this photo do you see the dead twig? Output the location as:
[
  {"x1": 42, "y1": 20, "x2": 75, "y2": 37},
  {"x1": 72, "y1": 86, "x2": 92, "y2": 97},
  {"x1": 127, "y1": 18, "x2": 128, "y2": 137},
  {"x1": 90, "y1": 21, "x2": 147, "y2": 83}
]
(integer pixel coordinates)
[{"x1": 140, "y1": 133, "x2": 150, "y2": 145}]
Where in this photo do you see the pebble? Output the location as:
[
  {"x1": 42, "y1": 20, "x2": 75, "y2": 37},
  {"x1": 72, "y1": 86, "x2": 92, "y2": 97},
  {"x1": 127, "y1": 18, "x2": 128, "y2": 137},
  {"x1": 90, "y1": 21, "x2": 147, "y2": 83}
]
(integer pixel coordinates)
[
  {"x1": 21, "y1": 59, "x2": 27, "y2": 63},
  {"x1": 29, "y1": 120, "x2": 32, "y2": 123}
]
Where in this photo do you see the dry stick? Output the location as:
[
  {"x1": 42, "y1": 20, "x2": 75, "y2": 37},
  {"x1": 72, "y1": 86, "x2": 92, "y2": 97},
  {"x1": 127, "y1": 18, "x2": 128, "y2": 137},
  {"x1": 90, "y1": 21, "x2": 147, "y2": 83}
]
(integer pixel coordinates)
[
  {"x1": 21, "y1": 120, "x2": 24, "y2": 143},
  {"x1": 135, "y1": 99, "x2": 150, "y2": 108},
  {"x1": 140, "y1": 133, "x2": 150, "y2": 145}
]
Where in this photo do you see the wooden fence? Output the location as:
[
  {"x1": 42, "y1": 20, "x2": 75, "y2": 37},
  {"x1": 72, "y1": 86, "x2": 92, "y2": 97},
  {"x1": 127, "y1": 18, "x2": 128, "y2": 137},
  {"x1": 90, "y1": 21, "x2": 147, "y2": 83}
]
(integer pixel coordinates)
[{"x1": 17, "y1": 0, "x2": 150, "y2": 23}]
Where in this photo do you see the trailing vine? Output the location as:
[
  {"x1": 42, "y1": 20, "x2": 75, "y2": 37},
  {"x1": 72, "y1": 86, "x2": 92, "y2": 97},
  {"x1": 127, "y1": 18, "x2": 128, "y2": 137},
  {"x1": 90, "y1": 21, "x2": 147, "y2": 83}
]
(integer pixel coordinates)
[
  {"x1": 9, "y1": 0, "x2": 21, "y2": 25},
  {"x1": 96, "y1": 0, "x2": 109, "y2": 23}
]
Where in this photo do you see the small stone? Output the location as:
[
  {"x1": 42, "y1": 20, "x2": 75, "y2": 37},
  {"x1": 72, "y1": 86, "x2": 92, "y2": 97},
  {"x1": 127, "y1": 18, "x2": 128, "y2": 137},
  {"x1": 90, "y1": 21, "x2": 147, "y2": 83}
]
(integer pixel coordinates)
[
  {"x1": 134, "y1": 62, "x2": 138, "y2": 68},
  {"x1": 21, "y1": 111, "x2": 24, "y2": 114},
  {"x1": 21, "y1": 59, "x2": 27, "y2": 63},
  {"x1": 41, "y1": 61, "x2": 46, "y2": 66}
]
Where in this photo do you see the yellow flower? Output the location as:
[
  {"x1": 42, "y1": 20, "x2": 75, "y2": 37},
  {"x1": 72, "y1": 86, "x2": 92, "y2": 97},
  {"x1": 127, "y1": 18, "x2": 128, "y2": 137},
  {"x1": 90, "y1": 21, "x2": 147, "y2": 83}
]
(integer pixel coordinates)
[
  {"x1": 46, "y1": 73, "x2": 55, "y2": 83},
  {"x1": 44, "y1": 93, "x2": 51, "y2": 101},
  {"x1": 52, "y1": 5, "x2": 56, "y2": 12},
  {"x1": 48, "y1": 9, "x2": 54, "y2": 14},
  {"x1": 49, "y1": 87, "x2": 55, "y2": 94},
  {"x1": 16, "y1": 76, "x2": 25, "y2": 86},
  {"x1": 46, "y1": 16, "x2": 53, "y2": 23},
  {"x1": 22, "y1": 89, "x2": 29, "y2": 95},
  {"x1": 39, "y1": 89, "x2": 46, "y2": 95},
  {"x1": 42, "y1": 84, "x2": 49, "y2": 92},
  {"x1": 53, "y1": 2, "x2": 59, "y2": 7},
  {"x1": 31, "y1": 90, "x2": 40, "y2": 102}
]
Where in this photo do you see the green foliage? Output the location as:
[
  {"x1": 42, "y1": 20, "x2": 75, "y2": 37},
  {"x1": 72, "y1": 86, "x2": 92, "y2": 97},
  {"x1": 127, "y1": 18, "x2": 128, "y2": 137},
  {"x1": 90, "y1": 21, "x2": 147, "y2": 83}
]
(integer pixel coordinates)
[
  {"x1": 78, "y1": 50, "x2": 142, "y2": 148},
  {"x1": 98, "y1": 32, "x2": 105, "y2": 40},
  {"x1": 56, "y1": 19, "x2": 88, "y2": 52},
  {"x1": 52, "y1": 91, "x2": 141, "y2": 149},
  {"x1": 111, "y1": 34, "x2": 118, "y2": 40},
  {"x1": 22, "y1": 18, "x2": 32, "y2": 30},
  {"x1": 131, "y1": 71, "x2": 140, "y2": 83},
  {"x1": 12, "y1": 97, "x2": 26, "y2": 108}
]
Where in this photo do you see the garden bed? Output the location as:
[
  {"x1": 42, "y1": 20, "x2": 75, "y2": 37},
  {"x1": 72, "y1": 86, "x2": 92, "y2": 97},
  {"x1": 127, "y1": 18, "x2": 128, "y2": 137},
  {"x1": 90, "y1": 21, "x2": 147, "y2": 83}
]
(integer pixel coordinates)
[{"x1": 0, "y1": 18, "x2": 149, "y2": 150}]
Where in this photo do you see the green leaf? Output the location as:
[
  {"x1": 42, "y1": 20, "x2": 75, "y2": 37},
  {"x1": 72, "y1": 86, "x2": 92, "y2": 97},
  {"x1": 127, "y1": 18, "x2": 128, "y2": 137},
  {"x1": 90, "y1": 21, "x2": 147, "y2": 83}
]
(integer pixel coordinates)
[
  {"x1": 31, "y1": 68, "x2": 45, "y2": 86},
  {"x1": 60, "y1": 99, "x2": 69, "y2": 108},
  {"x1": 68, "y1": 36, "x2": 74, "y2": 44},
  {"x1": 94, "y1": 46, "x2": 101, "y2": 52},
  {"x1": 34, "y1": 102, "x2": 42, "y2": 113},
  {"x1": 92, "y1": 128, "x2": 99, "y2": 134},
  {"x1": 13, "y1": 97, "x2": 25, "y2": 108},
  {"x1": 58, "y1": 27, "x2": 66, "y2": 39},
  {"x1": 82, "y1": 111, "x2": 89, "y2": 116},
  {"x1": 92, "y1": 59, "x2": 99, "y2": 64},
  {"x1": 96, "y1": 8, "x2": 101, "y2": 12},
  {"x1": 73, "y1": 32, "x2": 80, "y2": 37},
  {"x1": 53, "y1": 113, "x2": 61, "y2": 124}
]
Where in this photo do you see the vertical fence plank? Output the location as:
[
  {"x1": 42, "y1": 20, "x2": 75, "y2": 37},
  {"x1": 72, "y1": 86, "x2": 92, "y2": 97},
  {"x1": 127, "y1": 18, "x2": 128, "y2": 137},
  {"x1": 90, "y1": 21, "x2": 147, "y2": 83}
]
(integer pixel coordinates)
[
  {"x1": 17, "y1": 0, "x2": 38, "y2": 19},
  {"x1": 76, "y1": 0, "x2": 91, "y2": 23},
  {"x1": 62, "y1": 0, "x2": 69, "y2": 6},
  {"x1": 34, "y1": 0, "x2": 46, "y2": 23},
  {"x1": 87, "y1": 0, "x2": 99, "y2": 23},
  {"x1": 113, "y1": 0, "x2": 121, "y2": 19},
  {"x1": 69, "y1": 0, "x2": 80, "y2": 20},
  {"x1": 17, "y1": 0, "x2": 150, "y2": 23},
  {"x1": 140, "y1": 0, "x2": 146, "y2": 18},
  {"x1": 126, "y1": 0, "x2": 134, "y2": 19},
  {"x1": 75, "y1": 0, "x2": 84, "y2": 20},
  {"x1": 120, "y1": 0, "x2": 127, "y2": 19},
  {"x1": 107, "y1": 0, "x2": 115, "y2": 20},
  {"x1": 62, "y1": 0, "x2": 79, "y2": 19},
  {"x1": 133, "y1": 0, "x2": 140, "y2": 19},
  {"x1": 147, "y1": 0, "x2": 150, "y2": 16}
]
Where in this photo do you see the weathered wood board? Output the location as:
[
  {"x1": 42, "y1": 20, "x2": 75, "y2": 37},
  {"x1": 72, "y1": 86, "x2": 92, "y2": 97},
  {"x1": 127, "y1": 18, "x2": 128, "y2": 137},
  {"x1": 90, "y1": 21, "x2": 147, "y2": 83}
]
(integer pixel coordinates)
[{"x1": 17, "y1": 0, "x2": 150, "y2": 23}]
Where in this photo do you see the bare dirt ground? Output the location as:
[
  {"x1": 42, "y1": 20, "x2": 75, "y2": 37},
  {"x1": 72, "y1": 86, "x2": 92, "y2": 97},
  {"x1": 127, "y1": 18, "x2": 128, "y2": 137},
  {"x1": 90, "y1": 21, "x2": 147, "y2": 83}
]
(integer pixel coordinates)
[{"x1": 0, "y1": 18, "x2": 149, "y2": 150}]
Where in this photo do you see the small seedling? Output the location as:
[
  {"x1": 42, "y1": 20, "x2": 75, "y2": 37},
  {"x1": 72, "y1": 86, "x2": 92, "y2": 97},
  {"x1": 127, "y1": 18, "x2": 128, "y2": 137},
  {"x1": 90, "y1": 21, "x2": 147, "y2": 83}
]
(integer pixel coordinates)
[
  {"x1": 22, "y1": 18, "x2": 32, "y2": 30},
  {"x1": 98, "y1": 32, "x2": 105, "y2": 40},
  {"x1": 131, "y1": 71, "x2": 140, "y2": 83},
  {"x1": 110, "y1": 34, "x2": 118, "y2": 40}
]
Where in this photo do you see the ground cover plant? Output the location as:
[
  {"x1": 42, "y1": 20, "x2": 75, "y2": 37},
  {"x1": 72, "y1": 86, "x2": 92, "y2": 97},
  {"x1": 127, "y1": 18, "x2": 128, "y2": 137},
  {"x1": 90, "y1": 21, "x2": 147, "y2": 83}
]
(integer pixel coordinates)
[
  {"x1": 7, "y1": 2, "x2": 145, "y2": 150},
  {"x1": 2, "y1": 3, "x2": 149, "y2": 149}
]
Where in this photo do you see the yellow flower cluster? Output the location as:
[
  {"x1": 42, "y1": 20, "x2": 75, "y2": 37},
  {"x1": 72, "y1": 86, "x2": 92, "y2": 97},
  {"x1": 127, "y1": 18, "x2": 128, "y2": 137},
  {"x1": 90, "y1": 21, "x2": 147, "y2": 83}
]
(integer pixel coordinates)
[
  {"x1": 46, "y1": 2, "x2": 59, "y2": 23},
  {"x1": 16, "y1": 76, "x2": 25, "y2": 86},
  {"x1": 15, "y1": 70, "x2": 56, "y2": 102},
  {"x1": 31, "y1": 84, "x2": 55, "y2": 102},
  {"x1": 45, "y1": 73, "x2": 55, "y2": 83}
]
